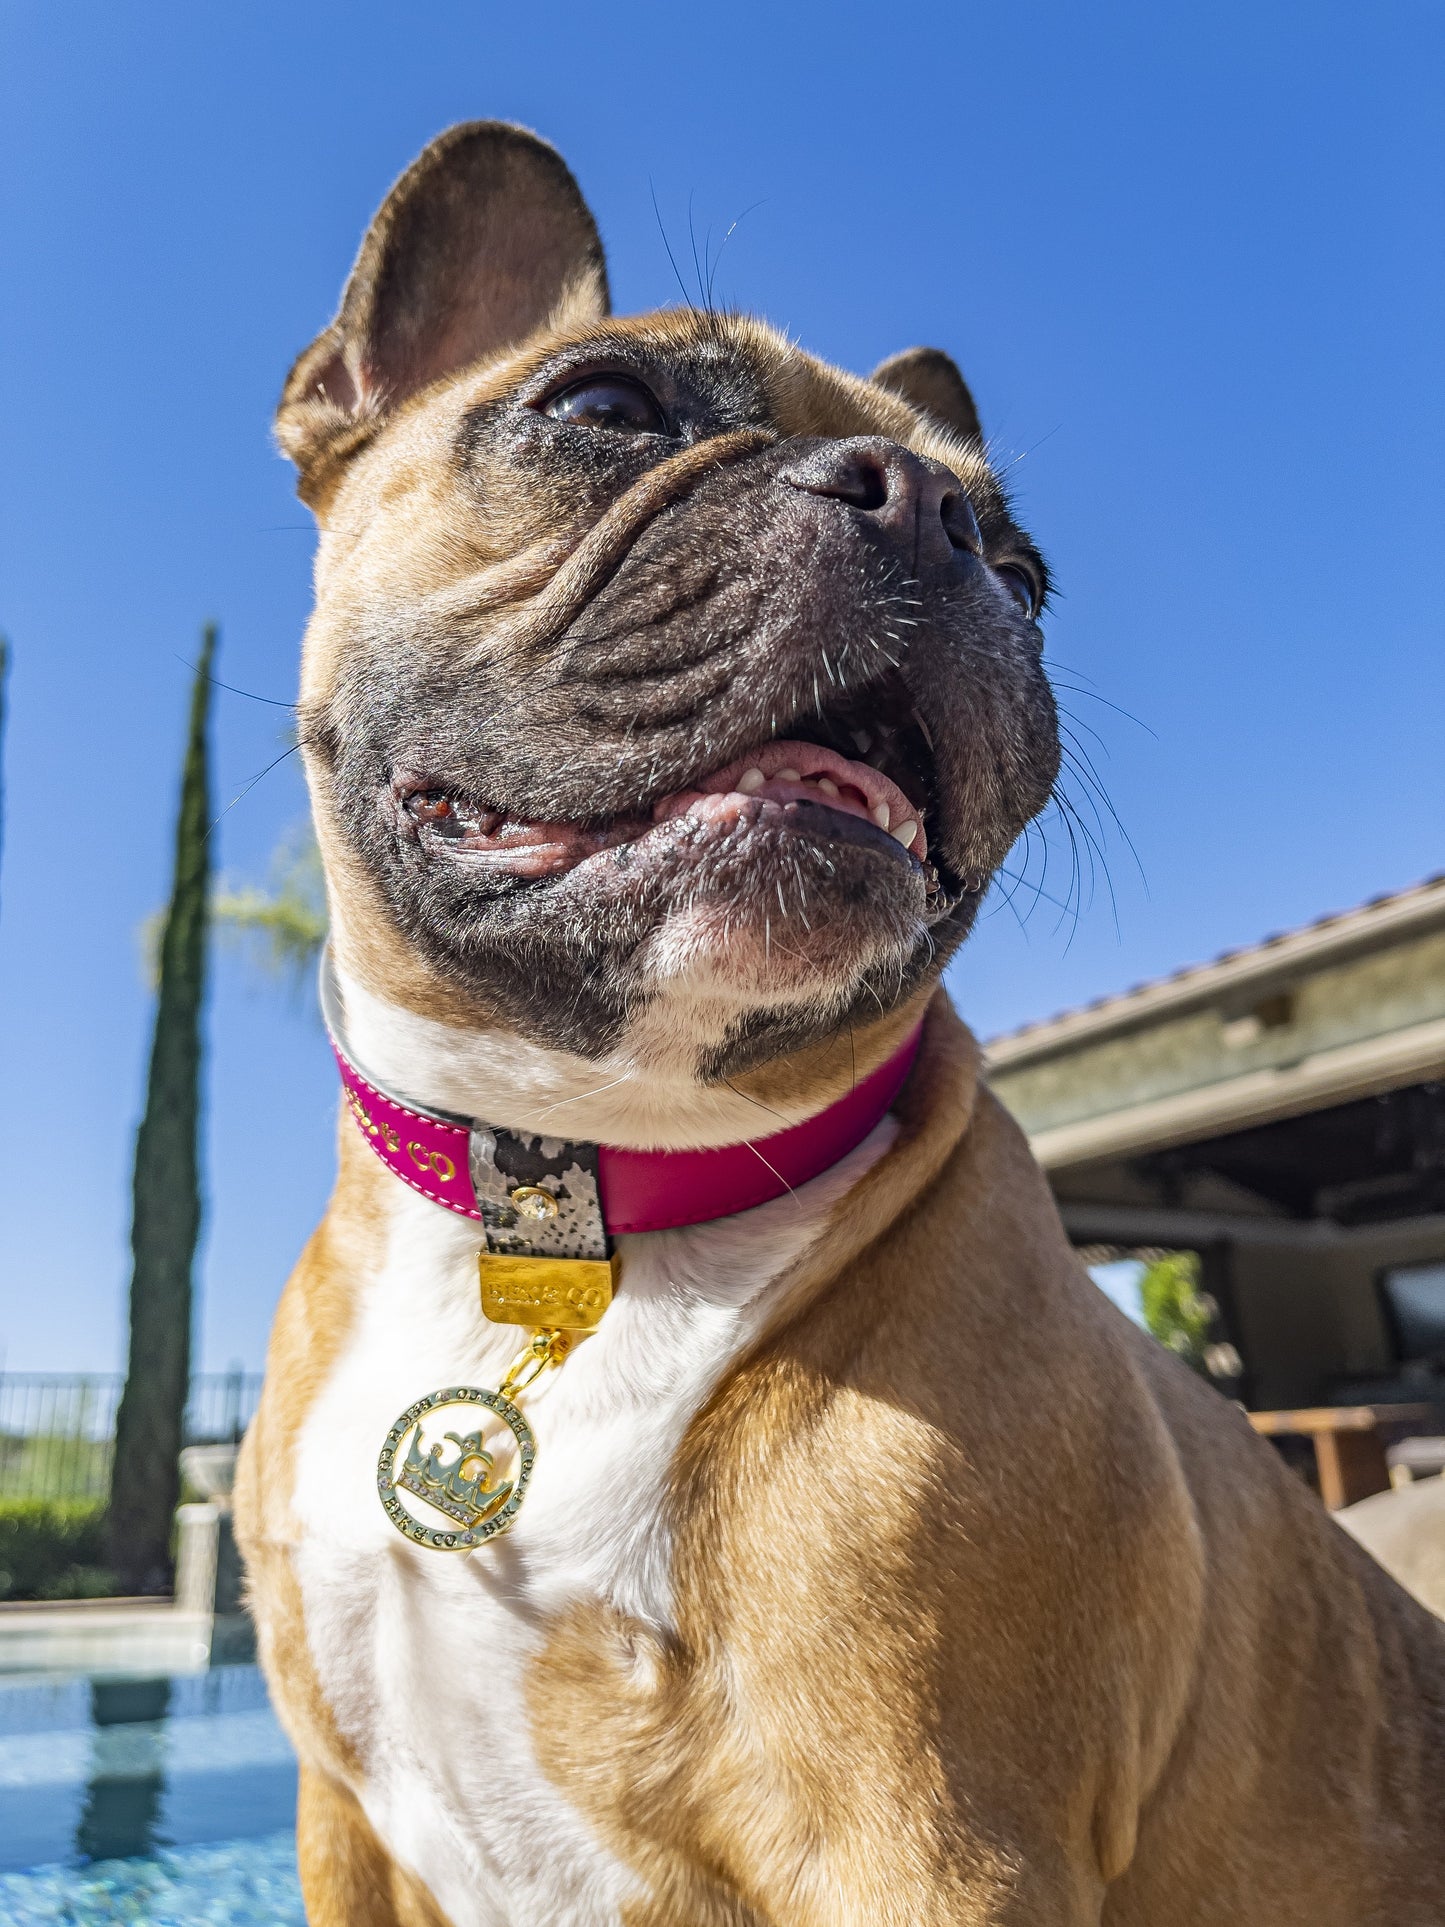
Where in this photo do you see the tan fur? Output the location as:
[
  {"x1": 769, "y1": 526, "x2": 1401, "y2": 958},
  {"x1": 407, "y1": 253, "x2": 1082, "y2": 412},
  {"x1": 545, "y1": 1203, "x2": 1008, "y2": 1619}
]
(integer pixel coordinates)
[
  {"x1": 238, "y1": 123, "x2": 1445, "y2": 1925},
  {"x1": 279, "y1": 122, "x2": 610, "y2": 507},
  {"x1": 296, "y1": 1767, "x2": 456, "y2": 1927},
  {"x1": 234, "y1": 1121, "x2": 386, "y2": 1786},
  {"x1": 300, "y1": 307, "x2": 980, "y2": 1107},
  {"x1": 244, "y1": 1000, "x2": 1445, "y2": 1922},
  {"x1": 531, "y1": 1003, "x2": 1445, "y2": 1923}
]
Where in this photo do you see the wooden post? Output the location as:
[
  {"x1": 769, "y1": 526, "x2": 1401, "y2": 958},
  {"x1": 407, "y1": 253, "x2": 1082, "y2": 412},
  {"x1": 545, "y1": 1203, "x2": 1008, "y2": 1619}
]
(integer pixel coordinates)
[
  {"x1": 1247, "y1": 1405, "x2": 1432, "y2": 1511},
  {"x1": 1312, "y1": 1427, "x2": 1392, "y2": 1510}
]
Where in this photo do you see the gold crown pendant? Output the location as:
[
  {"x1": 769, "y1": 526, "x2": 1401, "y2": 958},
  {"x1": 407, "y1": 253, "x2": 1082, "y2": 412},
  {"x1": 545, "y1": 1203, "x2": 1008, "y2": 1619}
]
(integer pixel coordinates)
[{"x1": 376, "y1": 1240, "x2": 619, "y2": 1552}]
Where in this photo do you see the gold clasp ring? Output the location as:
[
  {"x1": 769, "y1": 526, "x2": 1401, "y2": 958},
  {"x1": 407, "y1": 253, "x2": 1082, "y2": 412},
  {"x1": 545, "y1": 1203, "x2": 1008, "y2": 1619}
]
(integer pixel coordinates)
[{"x1": 498, "y1": 1329, "x2": 572, "y2": 1401}]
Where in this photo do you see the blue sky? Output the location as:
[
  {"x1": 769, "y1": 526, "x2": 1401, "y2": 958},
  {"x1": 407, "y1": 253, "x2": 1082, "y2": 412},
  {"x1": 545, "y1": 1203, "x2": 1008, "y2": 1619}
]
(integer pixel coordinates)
[{"x1": 2, "y1": 1, "x2": 1441, "y2": 1371}]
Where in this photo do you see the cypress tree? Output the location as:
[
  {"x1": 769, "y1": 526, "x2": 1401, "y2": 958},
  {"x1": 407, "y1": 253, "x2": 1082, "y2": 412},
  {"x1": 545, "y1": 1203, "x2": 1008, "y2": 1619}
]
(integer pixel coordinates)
[{"x1": 109, "y1": 627, "x2": 217, "y2": 1594}]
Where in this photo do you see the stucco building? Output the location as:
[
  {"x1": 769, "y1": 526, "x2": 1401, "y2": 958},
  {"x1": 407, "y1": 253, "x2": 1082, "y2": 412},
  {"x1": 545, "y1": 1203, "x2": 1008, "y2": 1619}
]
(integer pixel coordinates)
[{"x1": 986, "y1": 875, "x2": 1445, "y2": 1413}]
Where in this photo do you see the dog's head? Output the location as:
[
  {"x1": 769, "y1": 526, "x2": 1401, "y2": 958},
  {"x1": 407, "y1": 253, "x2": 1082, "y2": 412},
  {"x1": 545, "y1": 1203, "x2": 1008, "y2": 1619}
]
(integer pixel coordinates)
[{"x1": 284, "y1": 123, "x2": 1058, "y2": 1106}]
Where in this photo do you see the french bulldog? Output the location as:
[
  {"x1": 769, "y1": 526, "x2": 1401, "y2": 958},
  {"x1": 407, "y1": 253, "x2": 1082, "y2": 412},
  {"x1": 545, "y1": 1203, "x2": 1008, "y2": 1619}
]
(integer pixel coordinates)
[{"x1": 234, "y1": 121, "x2": 1445, "y2": 1927}]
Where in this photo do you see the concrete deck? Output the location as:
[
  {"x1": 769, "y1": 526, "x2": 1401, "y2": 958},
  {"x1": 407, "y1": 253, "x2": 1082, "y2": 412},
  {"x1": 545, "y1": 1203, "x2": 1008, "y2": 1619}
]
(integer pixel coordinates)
[
  {"x1": 0, "y1": 1598, "x2": 254, "y2": 1676},
  {"x1": 1339, "y1": 1477, "x2": 1445, "y2": 1619}
]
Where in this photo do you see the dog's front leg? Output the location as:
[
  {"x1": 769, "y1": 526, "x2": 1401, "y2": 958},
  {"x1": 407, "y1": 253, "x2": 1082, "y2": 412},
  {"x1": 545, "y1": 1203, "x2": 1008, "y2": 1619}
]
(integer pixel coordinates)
[
  {"x1": 809, "y1": 1832, "x2": 1107, "y2": 1927},
  {"x1": 297, "y1": 1767, "x2": 455, "y2": 1927}
]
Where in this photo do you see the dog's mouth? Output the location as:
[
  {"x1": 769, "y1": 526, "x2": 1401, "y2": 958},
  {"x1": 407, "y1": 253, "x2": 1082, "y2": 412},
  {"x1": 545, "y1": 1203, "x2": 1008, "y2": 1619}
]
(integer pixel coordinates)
[{"x1": 394, "y1": 671, "x2": 956, "y2": 903}]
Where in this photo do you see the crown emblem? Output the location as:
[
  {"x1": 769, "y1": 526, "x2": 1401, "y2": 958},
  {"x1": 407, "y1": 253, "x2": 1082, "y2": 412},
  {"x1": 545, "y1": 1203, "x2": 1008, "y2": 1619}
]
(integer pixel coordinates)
[
  {"x1": 377, "y1": 1387, "x2": 536, "y2": 1552},
  {"x1": 398, "y1": 1422, "x2": 513, "y2": 1528}
]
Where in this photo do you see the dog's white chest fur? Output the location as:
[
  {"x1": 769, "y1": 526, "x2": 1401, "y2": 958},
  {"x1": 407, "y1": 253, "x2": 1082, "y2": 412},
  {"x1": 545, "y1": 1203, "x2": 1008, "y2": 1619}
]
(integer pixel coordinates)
[{"x1": 289, "y1": 1107, "x2": 893, "y2": 1926}]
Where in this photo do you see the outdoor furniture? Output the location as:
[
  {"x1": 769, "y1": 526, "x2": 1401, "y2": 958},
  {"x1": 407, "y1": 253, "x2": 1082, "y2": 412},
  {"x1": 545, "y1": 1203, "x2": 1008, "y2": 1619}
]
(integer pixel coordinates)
[
  {"x1": 1388, "y1": 1435, "x2": 1445, "y2": 1485},
  {"x1": 1248, "y1": 1404, "x2": 1439, "y2": 1509}
]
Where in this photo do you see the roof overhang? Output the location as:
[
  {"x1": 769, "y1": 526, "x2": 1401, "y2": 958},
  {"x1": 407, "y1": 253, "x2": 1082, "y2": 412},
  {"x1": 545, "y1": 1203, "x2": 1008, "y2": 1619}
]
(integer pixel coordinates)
[
  {"x1": 988, "y1": 874, "x2": 1445, "y2": 1073},
  {"x1": 985, "y1": 875, "x2": 1445, "y2": 1189},
  {"x1": 1026, "y1": 1014, "x2": 1445, "y2": 1172}
]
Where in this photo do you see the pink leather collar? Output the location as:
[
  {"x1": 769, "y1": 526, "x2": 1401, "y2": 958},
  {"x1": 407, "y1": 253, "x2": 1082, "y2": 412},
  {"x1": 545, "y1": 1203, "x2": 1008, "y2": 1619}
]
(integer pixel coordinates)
[{"x1": 330, "y1": 1012, "x2": 922, "y2": 1237}]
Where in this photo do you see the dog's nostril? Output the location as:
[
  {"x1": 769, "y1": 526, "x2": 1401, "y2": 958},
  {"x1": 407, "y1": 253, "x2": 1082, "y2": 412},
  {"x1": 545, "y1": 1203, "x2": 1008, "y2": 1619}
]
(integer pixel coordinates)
[
  {"x1": 781, "y1": 444, "x2": 893, "y2": 512},
  {"x1": 835, "y1": 455, "x2": 890, "y2": 512},
  {"x1": 941, "y1": 491, "x2": 983, "y2": 557}
]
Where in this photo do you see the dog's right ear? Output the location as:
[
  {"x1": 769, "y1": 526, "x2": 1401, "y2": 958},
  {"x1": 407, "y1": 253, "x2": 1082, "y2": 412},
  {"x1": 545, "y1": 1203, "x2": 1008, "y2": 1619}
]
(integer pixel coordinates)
[
  {"x1": 277, "y1": 121, "x2": 609, "y2": 501},
  {"x1": 870, "y1": 347, "x2": 983, "y2": 448}
]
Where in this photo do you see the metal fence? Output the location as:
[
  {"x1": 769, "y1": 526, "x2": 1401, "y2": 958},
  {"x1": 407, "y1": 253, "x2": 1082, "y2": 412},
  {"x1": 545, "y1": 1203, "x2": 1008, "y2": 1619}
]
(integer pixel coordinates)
[{"x1": 0, "y1": 1371, "x2": 262, "y2": 1503}]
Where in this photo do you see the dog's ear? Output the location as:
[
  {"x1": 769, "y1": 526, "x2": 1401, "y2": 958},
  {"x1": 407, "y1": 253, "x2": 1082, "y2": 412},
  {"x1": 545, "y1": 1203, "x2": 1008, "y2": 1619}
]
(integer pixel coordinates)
[
  {"x1": 870, "y1": 347, "x2": 983, "y2": 447},
  {"x1": 278, "y1": 121, "x2": 609, "y2": 497}
]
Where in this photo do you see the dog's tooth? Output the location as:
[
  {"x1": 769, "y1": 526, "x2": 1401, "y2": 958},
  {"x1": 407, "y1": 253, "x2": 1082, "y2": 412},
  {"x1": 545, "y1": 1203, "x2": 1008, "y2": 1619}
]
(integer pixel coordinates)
[
  {"x1": 891, "y1": 819, "x2": 919, "y2": 849},
  {"x1": 737, "y1": 768, "x2": 765, "y2": 793},
  {"x1": 872, "y1": 802, "x2": 892, "y2": 829},
  {"x1": 776, "y1": 767, "x2": 802, "y2": 783},
  {"x1": 815, "y1": 777, "x2": 840, "y2": 797},
  {"x1": 851, "y1": 730, "x2": 872, "y2": 753}
]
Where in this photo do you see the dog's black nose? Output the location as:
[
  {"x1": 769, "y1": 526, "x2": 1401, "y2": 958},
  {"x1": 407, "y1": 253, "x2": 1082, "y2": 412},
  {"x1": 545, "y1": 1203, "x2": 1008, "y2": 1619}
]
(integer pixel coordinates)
[{"x1": 778, "y1": 437, "x2": 980, "y2": 563}]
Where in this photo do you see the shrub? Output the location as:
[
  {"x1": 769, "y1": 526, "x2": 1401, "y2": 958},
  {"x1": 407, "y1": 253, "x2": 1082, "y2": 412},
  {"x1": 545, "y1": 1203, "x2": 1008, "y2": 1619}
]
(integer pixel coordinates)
[
  {"x1": 1139, "y1": 1253, "x2": 1215, "y2": 1372},
  {"x1": 0, "y1": 1498, "x2": 115, "y2": 1600}
]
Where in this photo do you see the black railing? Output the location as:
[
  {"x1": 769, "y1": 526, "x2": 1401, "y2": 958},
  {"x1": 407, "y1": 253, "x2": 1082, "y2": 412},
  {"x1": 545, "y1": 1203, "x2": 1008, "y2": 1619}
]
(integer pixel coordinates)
[{"x1": 0, "y1": 1371, "x2": 263, "y2": 1502}]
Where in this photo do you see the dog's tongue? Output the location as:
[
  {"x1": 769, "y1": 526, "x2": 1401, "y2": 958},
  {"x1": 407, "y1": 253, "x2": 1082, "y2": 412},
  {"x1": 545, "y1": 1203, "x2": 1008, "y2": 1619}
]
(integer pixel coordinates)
[{"x1": 653, "y1": 740, "x2": 926, "y2": 857}]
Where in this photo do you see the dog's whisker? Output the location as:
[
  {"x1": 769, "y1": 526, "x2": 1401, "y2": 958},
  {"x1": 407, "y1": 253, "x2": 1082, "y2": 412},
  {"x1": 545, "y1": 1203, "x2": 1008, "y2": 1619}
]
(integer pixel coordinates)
[
  {"x1": 534, "y1": 1072, "x2": 637, "y2": 1122},
  {"x1": 204, "y1": 740, "x2": 308, "y2": 844},
  {"x1": 176, "y1": 653, "x2": 300, "y2": 711}
]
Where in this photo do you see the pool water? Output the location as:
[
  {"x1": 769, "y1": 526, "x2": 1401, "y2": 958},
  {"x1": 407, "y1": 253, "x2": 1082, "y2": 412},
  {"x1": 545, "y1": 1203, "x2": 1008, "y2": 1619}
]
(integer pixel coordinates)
[{"x1": 0, "y1": 1665, "x2": 304, "y2": 1924}]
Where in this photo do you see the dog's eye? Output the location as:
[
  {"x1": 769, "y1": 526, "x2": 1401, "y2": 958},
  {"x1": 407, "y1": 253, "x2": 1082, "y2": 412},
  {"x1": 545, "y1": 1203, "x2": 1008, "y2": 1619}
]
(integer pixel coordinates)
[
  {"x1": 542, "y1": 376, "x2": 668, "y2": 436},
  {"x1": 995, "y1": 564, "x2": 1040, "y2": 619}
]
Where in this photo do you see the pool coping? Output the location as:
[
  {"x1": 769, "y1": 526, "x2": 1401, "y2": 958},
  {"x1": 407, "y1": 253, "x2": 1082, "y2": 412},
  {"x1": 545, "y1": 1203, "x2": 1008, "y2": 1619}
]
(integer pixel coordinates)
[{"x1": 0, "y1": 1603, "x2": 255, "y2": 1677}]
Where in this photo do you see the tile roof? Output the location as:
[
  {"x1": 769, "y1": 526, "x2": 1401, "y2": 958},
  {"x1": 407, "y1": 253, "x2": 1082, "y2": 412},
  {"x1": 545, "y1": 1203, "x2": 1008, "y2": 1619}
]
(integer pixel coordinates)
[{"x1": 986, "y1": 872, "x2": 1445, "y2": 1068}]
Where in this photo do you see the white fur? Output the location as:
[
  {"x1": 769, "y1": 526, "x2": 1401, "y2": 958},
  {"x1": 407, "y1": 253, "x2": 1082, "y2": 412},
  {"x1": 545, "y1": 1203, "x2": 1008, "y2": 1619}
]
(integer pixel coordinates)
[
  {"x1": 331, "y1": 940, "x2": 876, "y2": 1151},
  {"x1": 291, "y1": 980, "x2": 897, "y2": 1925}
]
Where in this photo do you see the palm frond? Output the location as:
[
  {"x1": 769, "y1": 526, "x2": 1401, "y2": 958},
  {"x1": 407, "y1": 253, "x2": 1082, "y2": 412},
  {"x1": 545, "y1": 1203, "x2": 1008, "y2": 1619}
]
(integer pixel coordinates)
[{"x1": 211, "y1": 821, "x2": 327, "y2": 990}]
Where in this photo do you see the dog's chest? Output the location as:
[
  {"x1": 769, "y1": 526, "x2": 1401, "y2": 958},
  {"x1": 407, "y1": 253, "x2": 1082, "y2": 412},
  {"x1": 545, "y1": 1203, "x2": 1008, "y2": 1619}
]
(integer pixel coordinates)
[{"x1": 287, "y1": 1127, "x2": 892, "y2": 1927}]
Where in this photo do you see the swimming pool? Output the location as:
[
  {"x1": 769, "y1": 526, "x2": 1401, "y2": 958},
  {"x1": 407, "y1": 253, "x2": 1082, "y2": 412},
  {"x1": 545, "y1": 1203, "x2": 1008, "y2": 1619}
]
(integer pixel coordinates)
[{"x1": 0, "y1": 1664, "x2": 304, "y2": 1924}]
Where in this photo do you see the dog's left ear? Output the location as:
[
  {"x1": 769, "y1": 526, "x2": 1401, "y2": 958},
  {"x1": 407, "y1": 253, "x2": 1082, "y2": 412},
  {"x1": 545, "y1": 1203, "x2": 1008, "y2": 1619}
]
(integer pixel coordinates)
[
  {"x1": 278, "y1": 120, "x2": 609, "y2": 500},
  {"x1": 870, "y1": 347, "x2": 983, "y2": 447}
]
